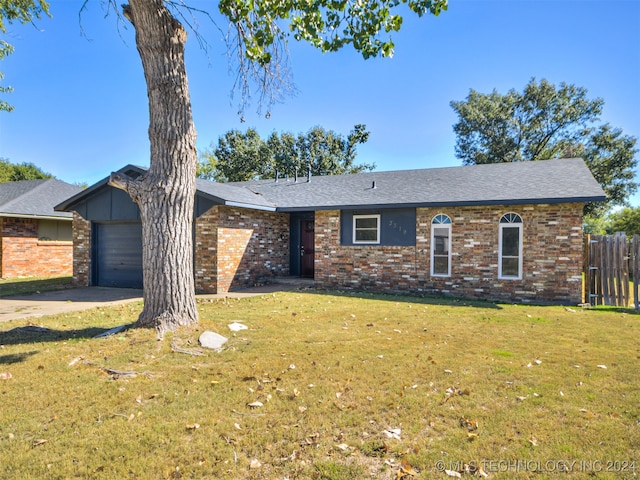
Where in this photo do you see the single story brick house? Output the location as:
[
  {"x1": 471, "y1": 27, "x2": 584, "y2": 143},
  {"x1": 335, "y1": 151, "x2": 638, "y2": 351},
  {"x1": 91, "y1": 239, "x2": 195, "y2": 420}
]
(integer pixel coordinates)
[
  {"x1": 1, "y1": 179, "x2": 83, "y2": 278},
  {"x1": 56, "y1": 158, "x2": 605, "y2": 304}
]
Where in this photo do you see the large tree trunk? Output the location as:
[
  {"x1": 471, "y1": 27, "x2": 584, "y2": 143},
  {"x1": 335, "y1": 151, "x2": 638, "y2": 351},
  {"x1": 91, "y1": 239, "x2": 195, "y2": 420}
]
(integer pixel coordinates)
[{"x1": 109, "y1": 0, "x2": 198, "y2": 337}]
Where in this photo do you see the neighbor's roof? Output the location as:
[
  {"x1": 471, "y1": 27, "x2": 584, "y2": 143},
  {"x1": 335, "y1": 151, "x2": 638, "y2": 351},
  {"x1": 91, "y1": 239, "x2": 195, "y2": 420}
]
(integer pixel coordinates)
[
  {"x1": 55, "y1": 158, "x2": 606, "y2": 214},
  {"x1": 231, "y1": 157, "x2": 606, "y2": 211},
  {"x1": 0, "y1": 179, "x2": 83, "y2": 219}
]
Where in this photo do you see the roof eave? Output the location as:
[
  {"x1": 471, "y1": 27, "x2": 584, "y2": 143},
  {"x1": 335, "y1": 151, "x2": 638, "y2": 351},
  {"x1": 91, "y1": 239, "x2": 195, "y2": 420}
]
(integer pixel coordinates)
[
  {"x1": 0, "y1": 212, "x2": 73, "y2": 220},
  {"x1": 275, "y1": 196, "x2": 606, "y2": 212}
]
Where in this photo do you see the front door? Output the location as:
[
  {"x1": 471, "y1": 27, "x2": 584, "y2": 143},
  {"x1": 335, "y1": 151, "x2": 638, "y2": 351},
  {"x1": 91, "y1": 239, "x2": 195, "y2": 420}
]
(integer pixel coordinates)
[{"x1": 300, "y1": 220, "x2": 315, "y2": 278}]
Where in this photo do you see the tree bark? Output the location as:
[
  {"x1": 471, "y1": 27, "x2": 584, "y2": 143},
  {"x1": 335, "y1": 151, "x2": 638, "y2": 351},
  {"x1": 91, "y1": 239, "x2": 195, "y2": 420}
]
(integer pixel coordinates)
[{"x1": 110, "y1": 0, "x2": 198, "y2": 337}]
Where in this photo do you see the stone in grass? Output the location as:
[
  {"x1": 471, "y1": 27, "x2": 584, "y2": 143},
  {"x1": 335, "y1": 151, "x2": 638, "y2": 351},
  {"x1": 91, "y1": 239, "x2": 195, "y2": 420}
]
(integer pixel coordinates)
[
  {"x1": 199, "y1": 331, "x2": 228, "y2": 351},
  {"x1": 228, "y1": 322, "x2": 248, "y2": 332}
]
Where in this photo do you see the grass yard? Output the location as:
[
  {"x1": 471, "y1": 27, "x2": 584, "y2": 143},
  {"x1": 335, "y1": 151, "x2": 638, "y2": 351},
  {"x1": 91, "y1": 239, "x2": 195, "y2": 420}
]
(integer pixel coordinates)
[
  {"x1": 0, "y1": 277, "x2": 74, "y2": 297},
  {"x1": 0, "y1": 291, "x2": 638, "y2": 479}
]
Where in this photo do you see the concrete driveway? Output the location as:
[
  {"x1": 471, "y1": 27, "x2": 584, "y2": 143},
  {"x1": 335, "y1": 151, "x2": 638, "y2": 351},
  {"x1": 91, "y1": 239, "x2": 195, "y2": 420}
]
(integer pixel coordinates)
[{"x1": 0, "y1": 287, "x2": 144, "y2": 323}]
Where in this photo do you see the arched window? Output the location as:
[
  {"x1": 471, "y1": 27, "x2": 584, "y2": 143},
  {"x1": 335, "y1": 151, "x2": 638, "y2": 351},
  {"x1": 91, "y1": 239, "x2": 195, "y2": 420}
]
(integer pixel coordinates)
[
  {"x1": 431, "y1": 214, "x2": 452, "y2": 277},
  {"x1": 499, "y1": 213, "x2": 523, "y2": 279}
]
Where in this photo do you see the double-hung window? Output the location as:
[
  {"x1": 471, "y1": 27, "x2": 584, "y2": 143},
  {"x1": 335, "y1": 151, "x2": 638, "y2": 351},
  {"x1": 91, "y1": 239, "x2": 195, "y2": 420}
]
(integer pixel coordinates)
[
  {"x1": 498, "y1": 213, "x2": 523, "y2": 279},
  {"x1": 431, "y1": 214, "x2": 451, "y2": 277},
  {"x1": 353, "y1": 214, "x2": 380, "y2": 244}
]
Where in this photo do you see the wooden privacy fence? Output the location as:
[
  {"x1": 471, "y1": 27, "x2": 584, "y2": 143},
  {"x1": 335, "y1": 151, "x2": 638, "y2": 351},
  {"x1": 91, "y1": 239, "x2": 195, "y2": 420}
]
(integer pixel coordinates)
[{"x1": 584, "y1": 233, "x2": 640, "y2": 308}]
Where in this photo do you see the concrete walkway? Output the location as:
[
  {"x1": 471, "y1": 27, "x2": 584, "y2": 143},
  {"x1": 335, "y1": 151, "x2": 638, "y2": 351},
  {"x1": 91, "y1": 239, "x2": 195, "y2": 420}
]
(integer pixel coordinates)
[{"x1": 0, "y1": 283, "x2": 303, "y2": 323}]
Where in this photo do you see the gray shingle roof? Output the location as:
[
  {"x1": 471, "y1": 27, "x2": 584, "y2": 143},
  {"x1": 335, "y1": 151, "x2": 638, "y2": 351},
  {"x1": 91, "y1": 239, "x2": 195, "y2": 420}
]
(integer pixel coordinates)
[
  {"x1": 195, "y1": 178, "x2": 275, "y2": 209},
  {"x1": 0, "y1": 179, "x2": 83, "y2": 219},
  {"x1": 231, "y1": 158, "x2": 606, "y2": 211},
  {"x1": 55, "y1": 158, "x2": 606, "y2": 215}
]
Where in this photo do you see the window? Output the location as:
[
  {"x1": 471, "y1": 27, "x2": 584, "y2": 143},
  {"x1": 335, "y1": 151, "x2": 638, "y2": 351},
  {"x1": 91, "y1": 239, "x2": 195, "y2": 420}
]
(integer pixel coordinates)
[
  {"x1": 38, "y1": 220, "x2": 72, "y2": 242},
  {"x1": 499, "y1": 213, "x2": 523, "y2": 279},
  {"x1": 431, "y1": 214, "x2": 451, "y2": 277},
  {"x1": 353, "y1": 214, "x2": 380, "y2": 244}
]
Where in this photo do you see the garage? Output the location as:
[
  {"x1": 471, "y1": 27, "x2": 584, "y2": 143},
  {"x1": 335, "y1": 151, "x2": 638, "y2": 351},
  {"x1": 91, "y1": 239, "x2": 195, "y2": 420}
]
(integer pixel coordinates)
[{"x1": 94, "y1": 222, "x2": 143, "y2": 288}]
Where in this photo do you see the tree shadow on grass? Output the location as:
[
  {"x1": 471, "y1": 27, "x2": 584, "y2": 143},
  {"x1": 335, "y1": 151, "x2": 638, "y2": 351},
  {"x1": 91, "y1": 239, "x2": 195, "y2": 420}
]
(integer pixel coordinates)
[
  {"x1": 0, "y1": 324, "x2": 135, "y2": 347},
  {"x1": 0, "y1": 351, "x2": 38, "y2": 364},
  {"x1": 308, "y1": 288, "x2": 504, "y2": 310}
]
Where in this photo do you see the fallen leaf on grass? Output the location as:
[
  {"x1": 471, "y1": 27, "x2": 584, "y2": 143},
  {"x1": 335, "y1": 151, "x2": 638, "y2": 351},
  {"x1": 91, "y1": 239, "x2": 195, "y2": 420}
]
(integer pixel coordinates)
[
  {"x1": 459, "y1": 417, "x2": 478, "y2": 431},
  {"x1": 186, "y1": 423, "x2": 200, "y2": 430},
  {"x1": 444, "y1": 386, "x2": 470, "y2": 401},
  {"x1": 249, "y1": 459, "x2": 262, "y2": 469},
  {"x1": 597, "y1": 365, "x2": 607, "y2": 369},
  {"x1": 280, "y1": 450, "x2": 298, "y2": 462},
  {"x1": 0, "y1": 372, "x2": 12, "y2": 380},
  {"x1": 247, "y1": 401, "x2": 264, "y2": 408},
  {"x1": 397, "y1": 457, "x2": 418, "y2": 477},
  {"x1": 68, "y1": 356, "x2": 83, "y2": 367},
  {"x1": 33, "y1": 439, "x2": 48, "y2": 447},
  {"x1": 335, "y1": 443, "x2": 350, "y2": 452},
  {"x1": 444, "y1": 469, "x2": 462, "y2": 478},
  {"x1": 383, "y1": 428, "x2": 401, "y2": 440},
  {"x1": 528, "y1": 436, "x2": 538, "y2": 447}
]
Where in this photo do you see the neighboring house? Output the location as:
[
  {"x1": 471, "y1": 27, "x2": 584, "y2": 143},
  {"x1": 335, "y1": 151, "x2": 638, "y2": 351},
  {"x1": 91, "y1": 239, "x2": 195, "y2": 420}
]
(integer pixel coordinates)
[
  {"x1": 0, "y1": 179, "x2": 83, "y2": 278},
  {"x1": 55, "y1": 158, "x2": 605, "y2": 304}
]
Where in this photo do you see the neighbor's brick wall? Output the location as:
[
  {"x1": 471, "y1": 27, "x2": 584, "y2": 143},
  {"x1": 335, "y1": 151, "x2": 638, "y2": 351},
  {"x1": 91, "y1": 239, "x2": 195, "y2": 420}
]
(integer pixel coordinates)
[
  {"x1": 195, "y1": 206, "x2": 290, "y2": 293},
  {"x1": 72, "y1": 213, "x2": 91, "y2": 286},
  {"x1": 0, "y1": 217, "x2": 73, "y2": 278},
  {"x1": 315, "y1": 203, "x2": 585, "y2": 304}
]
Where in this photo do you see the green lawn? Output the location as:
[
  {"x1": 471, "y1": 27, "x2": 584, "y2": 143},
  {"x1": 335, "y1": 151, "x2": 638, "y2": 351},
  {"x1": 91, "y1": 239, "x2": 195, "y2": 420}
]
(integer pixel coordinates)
[
  {"x1": 0, "y1": 276, "x2": 73, "y2": 297},
  {"x1": 0, "y1": 291, "x2": 638, "y2": 479}
]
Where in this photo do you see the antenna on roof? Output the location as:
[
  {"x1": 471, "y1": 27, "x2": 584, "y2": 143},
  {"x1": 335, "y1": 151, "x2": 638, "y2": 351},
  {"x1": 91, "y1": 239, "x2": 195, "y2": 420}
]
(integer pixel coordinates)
[
  {"x1": 307, "y1": 165, "x2": 311, "y2": 183},
  {"x1": 372, "y1": 181, "x2": 377, "y2": 189},
  {"x1": 275, "y1": 169, "x2": 279, "y2": 183},
  {"x1": 294, "y1": 167, "x2": 298, "y2": 183}
]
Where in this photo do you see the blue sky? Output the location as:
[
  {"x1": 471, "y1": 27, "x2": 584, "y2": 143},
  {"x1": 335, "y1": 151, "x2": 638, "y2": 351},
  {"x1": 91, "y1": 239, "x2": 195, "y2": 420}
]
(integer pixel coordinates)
[{"x1": 1, "y1": 0, "x2": 639, "y2": 205}]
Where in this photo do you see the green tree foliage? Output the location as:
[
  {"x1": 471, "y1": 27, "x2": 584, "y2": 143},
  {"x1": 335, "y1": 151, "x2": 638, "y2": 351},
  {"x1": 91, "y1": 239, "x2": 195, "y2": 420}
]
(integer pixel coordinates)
[
  {"x1": 220, "y1": 0, "x2": 447, "y2": 113},
  {"x1": 0, "y1": 0, "x2": 50, "y2": 111},
  {"x1": 609, "y1": 207, "x2": 640, "y2": 237},
  {"x1": 450, "y1": 78, "x2": 638, "y2": 216},
  {"x1": 0, "y1": 157, "x2": 52, "y2": 182},
  {"x1": 583, "y1": 214, "x2": 612, "y2": 235},
  {"x1": 198, "y1": 124, "x2": 374, "y2": 182}
]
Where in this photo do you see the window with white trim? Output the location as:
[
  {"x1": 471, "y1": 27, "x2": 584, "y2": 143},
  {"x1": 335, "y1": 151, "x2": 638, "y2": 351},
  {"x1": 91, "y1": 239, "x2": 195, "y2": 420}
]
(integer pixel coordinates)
[
  {"x1": 431, "y1": 214, "x2": 451, "y2": 277},
  {"x1": 353, "y1": 214, "x2": 380, "y2": 244},
  {"x1": 499, "y1": 213, "x2": 523, "y2": 279}
]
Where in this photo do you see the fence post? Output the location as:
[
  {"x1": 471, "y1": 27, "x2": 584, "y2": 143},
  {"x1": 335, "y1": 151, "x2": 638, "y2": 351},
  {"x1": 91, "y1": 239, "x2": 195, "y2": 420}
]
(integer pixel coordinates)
[{"x1": 634, "y1": 235, "x2": 639, "y2": 310}]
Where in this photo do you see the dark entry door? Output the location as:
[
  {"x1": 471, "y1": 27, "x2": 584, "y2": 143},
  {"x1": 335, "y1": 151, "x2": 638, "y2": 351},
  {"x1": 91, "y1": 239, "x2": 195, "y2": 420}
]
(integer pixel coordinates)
[{"x1": 300, "y1": 220, "x2": 315, "y2": 278}]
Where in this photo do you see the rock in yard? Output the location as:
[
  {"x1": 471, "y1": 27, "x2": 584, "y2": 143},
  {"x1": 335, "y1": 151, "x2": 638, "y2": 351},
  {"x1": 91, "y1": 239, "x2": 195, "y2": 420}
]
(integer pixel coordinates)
[
  {"x1": 199, "y1": 331, "x2": 228, "y2": 351},
  {"x1": 228, "y1": 322, "x2": 248, "y2": 332}
]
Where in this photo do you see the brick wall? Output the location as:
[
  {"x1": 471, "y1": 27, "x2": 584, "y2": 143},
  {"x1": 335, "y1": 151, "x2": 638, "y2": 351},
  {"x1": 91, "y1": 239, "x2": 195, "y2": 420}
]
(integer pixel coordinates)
[
  {"x1": 72, "y1": 214, "x2": 91, "y2": 286},
  {"x1": 195, "y1": 206, "x2": 290, "y2": 293},
  {"x1": 315, "y1": 204, "x2": 585, "y2": 304},
  {"x1": 0, "y1": 217, "x2": 73, "y2": 278}
]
